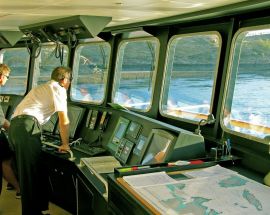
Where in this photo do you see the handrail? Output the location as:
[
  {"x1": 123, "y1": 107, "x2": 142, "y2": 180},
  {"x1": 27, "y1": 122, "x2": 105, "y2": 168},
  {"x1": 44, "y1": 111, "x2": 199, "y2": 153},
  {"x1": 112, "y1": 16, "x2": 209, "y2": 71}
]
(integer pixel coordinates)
[
  {"x1": 166, "y1": 109, "x2": 208, "y2": 120},
  {"x1": 229, "y1": 119, "x2": 270, "y2": 133},
  {"x1": 42, "y1": 141, "x2": 75, "y2": 161}
]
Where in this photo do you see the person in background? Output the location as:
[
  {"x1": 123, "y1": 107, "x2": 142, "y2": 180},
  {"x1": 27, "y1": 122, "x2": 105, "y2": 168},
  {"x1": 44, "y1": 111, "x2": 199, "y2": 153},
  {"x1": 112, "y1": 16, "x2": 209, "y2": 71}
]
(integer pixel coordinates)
[
  {"x1": 79, "y1": 86, "x2": 92, "y2": 101},
  {"x1": 9, "y1": 66, "x2": 72, "y2": 215},
  {"x1": 0, "y1": 63, "x2": 21, "y2": 199}
]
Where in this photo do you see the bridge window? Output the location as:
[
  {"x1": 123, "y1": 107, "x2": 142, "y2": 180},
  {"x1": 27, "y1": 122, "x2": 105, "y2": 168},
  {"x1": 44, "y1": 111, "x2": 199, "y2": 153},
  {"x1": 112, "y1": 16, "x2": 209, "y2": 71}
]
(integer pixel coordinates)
[
  {"x1": 0, "y1": 48, "x2": 30, "y2": 95},
  {"x1": 222, "y1": 26, "x2": 270, "y2": 141},
  {"x1": 160, "y1": 32, "x2": 221, "y2": 122},
  {"x1": 112, "y1": 38, "x2": 159, "y2": 111},
  {"x1": 32, "y1": 44, "x2": 69, "y2": 87},
  {"x1": 71, "y1": 42, "x2": 110, "y2": 104}
]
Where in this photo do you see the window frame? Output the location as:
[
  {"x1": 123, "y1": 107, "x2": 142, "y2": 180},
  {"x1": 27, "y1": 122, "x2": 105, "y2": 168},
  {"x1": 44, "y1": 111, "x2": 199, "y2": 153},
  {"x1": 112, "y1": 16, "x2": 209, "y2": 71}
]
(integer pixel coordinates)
[
  {"x1": 0, "y1": 47, "x2": 30, "y2": 95},
  {"x1": 112, "y1": 37, "x2": 160, "y2": 112},
  {"x1": 71, "y1": 41, "x2": 111, "y2": 104},
  {"x1": 32, "y1": 43, "x2": 69, "y2": 88},
  {"x1": 159, "y1": 31, "x2": 222, "y2": 124},
  {"x1": 220, "y1": 24, "x2": 270, "y2": 144}
]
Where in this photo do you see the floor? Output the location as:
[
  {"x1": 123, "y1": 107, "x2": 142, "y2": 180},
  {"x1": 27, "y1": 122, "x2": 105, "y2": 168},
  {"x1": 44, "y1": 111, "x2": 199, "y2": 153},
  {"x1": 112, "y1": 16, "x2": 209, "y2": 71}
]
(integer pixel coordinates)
[{"x1": 0, "y1": 180, "x2": 72, "y2": 215}]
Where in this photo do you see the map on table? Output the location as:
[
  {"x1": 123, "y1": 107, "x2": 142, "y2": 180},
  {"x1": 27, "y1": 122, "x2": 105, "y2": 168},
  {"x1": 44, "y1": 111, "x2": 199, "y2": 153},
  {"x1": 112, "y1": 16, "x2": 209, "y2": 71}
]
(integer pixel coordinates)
[{"x1": 126, "y1": 166, "x2": 270, "y2": 215}]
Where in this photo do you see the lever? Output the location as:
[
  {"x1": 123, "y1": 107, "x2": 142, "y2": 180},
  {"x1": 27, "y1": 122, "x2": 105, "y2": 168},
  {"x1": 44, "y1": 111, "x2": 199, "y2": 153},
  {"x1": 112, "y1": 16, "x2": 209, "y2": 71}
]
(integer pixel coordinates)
[{"x1": 43, "y1": 142, "x2": 75, "y2": 161}]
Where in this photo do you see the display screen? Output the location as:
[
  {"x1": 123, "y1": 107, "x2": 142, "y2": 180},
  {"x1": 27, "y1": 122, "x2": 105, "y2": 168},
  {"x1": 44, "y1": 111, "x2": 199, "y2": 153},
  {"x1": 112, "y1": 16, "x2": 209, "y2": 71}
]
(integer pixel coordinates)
[
  {"x1": 42, "y1": 113, "x2": 58, "y2": 134},
  {"x1": 56, "y1": 105, "x2": 85, "y2": 139},
  {"x1": 107, "y1": 117, "x2": 130, "y2": 154},
  {"x1": 137, "y1": 138, "x2": 145, "y2": 151},
  {"x1": 126, "y1": 121, "x2": 141, "y2": 139},
  {"x1": 115, "y1": 122, "x2": 128, "y2": 139},
  {"x1": 141, "y1": 130, "x2": 174, "y2": 165},
  {"x1": 133, "y1": 135, "x2": 147, "y2": 156}
]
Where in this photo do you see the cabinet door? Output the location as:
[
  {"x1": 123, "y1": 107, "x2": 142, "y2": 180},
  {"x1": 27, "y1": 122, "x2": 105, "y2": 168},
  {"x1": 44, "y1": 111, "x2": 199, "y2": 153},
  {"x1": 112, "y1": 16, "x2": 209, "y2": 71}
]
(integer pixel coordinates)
[
  {"x1": 43, "y1": 151, "x2": 77, "y2": 214},
  {"x1": 49, "y1": 167, "x2": 76, "y2": 214},
  {"x1": 76, "y1": 175, "x2": 94, "y2": 215}
]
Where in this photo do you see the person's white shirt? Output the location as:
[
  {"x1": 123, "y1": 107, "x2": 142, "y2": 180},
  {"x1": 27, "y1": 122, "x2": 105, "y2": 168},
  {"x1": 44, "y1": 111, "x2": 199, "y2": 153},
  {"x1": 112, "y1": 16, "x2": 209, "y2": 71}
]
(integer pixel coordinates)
[{"x1": 12, "y1": 80, "x2": 67, "y2": 125}]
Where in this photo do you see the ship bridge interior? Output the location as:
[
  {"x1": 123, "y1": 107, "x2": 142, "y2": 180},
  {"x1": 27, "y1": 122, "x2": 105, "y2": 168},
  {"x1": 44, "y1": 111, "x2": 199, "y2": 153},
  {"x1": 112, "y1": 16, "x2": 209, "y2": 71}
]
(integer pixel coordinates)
[{"x1": 0, "y1": 0, "x2": 270, "y2": 214}]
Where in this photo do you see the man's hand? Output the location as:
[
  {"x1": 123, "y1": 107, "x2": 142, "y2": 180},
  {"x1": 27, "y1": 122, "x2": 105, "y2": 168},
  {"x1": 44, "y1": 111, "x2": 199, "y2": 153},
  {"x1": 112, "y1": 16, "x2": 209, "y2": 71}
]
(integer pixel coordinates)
[{"x1": 58, "y1": 144, "x2": 70, "y2": 153}]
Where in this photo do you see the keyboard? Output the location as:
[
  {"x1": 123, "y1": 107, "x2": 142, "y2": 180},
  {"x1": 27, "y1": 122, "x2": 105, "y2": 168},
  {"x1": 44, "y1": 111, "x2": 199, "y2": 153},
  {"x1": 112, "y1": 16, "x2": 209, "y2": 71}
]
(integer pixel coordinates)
[
  {"x1": 42, "y1": 136, "x2": 61, "y2": 150},
  {"x1": 42, "y1": 135, "x2": 61, "y2": 144},
  {"x1": 72, "y1": 144, "x2": 106, "y2": 156}
]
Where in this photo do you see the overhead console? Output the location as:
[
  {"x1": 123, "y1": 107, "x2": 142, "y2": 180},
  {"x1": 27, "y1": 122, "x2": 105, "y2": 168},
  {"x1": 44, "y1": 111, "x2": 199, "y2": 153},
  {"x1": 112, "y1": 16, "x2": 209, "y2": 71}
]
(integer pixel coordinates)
[
  {"x1": 19, "y1": 15, "x2": 112, "y2": 43},
  {"x1": 0, "y1": 31, "x2": 23, "y2": 48}
]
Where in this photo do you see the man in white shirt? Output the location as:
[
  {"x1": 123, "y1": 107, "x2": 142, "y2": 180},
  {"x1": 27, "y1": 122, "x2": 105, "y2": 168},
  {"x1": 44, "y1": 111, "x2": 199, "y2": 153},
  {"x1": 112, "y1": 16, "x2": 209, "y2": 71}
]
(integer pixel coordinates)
[{"x1": 9, "y1": 66, "x2": 72, "y2": 215}]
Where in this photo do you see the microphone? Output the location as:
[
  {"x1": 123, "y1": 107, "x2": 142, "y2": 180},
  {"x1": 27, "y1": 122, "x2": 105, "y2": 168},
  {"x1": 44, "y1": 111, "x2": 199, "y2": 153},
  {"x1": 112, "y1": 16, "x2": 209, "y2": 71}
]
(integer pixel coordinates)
[{"x1": 194, "y1": 114, "x2": 215, "y2": 135}]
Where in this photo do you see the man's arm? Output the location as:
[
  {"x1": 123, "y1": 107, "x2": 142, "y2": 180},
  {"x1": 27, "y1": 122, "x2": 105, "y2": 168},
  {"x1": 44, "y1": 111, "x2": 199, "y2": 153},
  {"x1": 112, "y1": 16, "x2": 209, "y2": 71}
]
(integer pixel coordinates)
[{"x1": 57, "y1": 111, "x2": 70, "y2": 152}]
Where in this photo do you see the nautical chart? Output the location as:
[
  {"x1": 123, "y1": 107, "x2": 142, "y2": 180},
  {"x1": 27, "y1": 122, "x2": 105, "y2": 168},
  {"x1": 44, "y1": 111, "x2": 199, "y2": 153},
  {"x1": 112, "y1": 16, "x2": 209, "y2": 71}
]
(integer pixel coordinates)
[{"x1": 126, "y1": 166, "x2": 270, "y2": 215}]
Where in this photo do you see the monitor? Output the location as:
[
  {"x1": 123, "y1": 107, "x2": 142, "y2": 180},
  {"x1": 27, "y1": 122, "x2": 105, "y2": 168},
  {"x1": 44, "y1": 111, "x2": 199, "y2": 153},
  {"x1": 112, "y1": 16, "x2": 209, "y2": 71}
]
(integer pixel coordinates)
[
  {"x1": 115, "y1": 122, "x2": 128, "y2": 140},
  {"x1": 56, "y1": 105, "x2": 85, "y2": 139},
  {"x1": 166, "y1": 130, "x2": 205, "y2": 161},
  {"x1": 126, "y1": 121, "x2": 142, "y2": 140},
  {"x1": 141, "y1": 129, "x2": 176, "y2": 165},
  {"x1": 107, "y1": 117, "x2": 130, "y2": 154},
  {"x1": 42, "y1": 112, "x2": 58, "y2": 134}
]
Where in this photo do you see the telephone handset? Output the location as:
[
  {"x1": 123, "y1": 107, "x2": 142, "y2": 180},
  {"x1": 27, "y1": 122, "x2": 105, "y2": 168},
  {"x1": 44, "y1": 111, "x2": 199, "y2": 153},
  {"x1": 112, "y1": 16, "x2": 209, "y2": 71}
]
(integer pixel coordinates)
[
  {"x1": 89, "y1": 110, "x2": 99, "y2": 130},
  {"x1": 86, "y1": 110, "x2": 110, "y2": 130},
  {"x1": 86, "y1": 110, "x2": 92, "y2": 127},
  {"x1": 99, "y1": 111, "x2": 110, "y2": 131}
]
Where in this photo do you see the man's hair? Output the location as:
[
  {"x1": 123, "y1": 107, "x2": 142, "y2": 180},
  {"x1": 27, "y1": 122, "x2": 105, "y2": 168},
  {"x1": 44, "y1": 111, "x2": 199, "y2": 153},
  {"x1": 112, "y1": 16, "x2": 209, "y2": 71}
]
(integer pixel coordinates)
[
  {"x1": 0, "y1": 64, "x2": 11, "y2": 75},
  {"x1": 51, "y1": 66, "x2": 72, "y2": 82}
]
